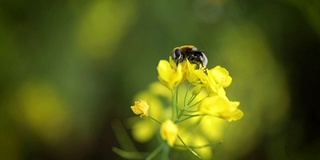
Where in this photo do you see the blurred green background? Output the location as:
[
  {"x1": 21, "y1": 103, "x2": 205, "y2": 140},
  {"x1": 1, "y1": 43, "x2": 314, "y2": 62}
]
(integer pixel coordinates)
[{"x1": 0, "y1": 0, "x2": 319, "y2": 159}]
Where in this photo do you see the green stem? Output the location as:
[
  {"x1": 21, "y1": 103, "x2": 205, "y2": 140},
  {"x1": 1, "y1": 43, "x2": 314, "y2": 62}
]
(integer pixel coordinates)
[
  {"x1": 171, "y1": 89, "x2": 175, "y2": 120},
  {"x1": 146, "y1": 143, "x2": 165, "y2": 160},
  {"x1": 177, "y1": 135, "x2": 201, "y2": 159},
  {"x1": 188, "y1": 95, "x2": 209, "y2": 109},
  {"x1": 161, "y1": 143, "x2": 170, "y2": 160},
  {"x1": 112, "y1": 147, "x2": 148, "y2": 159},
  {"x1": 177, "y1": 114, "x2": 203, "y2": 123},
  {"x1": 148, "y1": 116, "x2": 161, "y2": 125},
  {"x1": 174, "y1": 142, "x2": 221, "y2": 149},
  {"x1": 174, "y1": 109, "x2": 185, "y2": 123},
  {"x1": 175, "y1": 85, "x2": 179, "y2": 119},
  {"x1": 187, "y1": 94, "x2": 197, "y2": 106},
  {"x1": 184, "y1": 84, "x2": 192, "y2": 109}
]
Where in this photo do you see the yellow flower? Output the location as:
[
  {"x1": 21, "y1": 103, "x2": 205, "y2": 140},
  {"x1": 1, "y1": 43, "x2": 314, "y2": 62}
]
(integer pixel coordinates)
[
  {"x1": 210, "y1": 66, "x2": 232, "y2": 88},
  {"x1": 169, "y1": 56, "x2": 188, "y2": 73},
  {"x1": 199, "y1": 95, "x2": 243, "y2": 122},
  {"x1": 160, "y1": 120, "x2": 178, "y2": 147},
  {"x1": 157, "y1": 59, "x2": 184, "y2": 90},
  {"x1": 195, "y1": 65, "x2": 232, "y2": 96},
  {"x1": 186, "y1": 59, "x2": 206, "y2": 85},
  {"x1": 130, "y1": 100, "x2": 149, "y2": 118}
]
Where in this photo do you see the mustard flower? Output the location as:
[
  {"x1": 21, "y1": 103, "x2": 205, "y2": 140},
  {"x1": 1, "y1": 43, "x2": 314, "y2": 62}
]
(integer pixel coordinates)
[
  {"x1": 186, "y1": 59, "x2": 206, "y2": 85},
  {"x1": 194, "y1": 65, "x2": 232, "y2": 96},
  {"x1": 198, "y1": 95, "x2": 243, "y2": 122},
  {"x1": 160, "y1": 119, "x2": 178, "y2": 147},
  {"x1": 210, "y1": 65, "x2": 232, "y2": 88},
  {"x1": 118, "y1": 45, "x2": 243, "y2": 160},
  {"x1": 130, "y1": 100, "x2": 149, "y2": 118},
  {"x1": 157, "y1": 59, "x2": 184, "y2": 90}
]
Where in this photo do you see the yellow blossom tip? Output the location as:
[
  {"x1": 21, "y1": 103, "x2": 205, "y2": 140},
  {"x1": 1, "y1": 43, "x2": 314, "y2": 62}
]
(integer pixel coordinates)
[
  {"x1": 130, "y1": 100, "x2": 149, "y2": 118},
  {"x1": 157, "y1": 59, "x2": 184, "y2": 90},
  {"x1": 160, "y1": 120, "x2": 178, "y2": 147},
  {"x1": 199, "y1": 95, "x2": 243, "y2": 121}
]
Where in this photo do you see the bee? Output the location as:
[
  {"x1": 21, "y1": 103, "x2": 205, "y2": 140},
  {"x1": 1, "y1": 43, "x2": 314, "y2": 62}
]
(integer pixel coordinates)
[{"x1": 171, "y1": 45, "x2": 208, "y2": 69}]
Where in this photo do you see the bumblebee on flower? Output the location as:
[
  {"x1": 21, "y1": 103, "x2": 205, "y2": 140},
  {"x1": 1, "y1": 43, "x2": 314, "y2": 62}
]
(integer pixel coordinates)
[{"x1": 123, "y1": 45, "x2": 243, "y2": 159}]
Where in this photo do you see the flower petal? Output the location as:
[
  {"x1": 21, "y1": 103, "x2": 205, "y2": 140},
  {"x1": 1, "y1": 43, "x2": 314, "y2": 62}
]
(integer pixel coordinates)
[
  {"x1": 130, "y1": 100, "x2": 149, "y2": 117},
  {"x1": 160, "y1": 120, "x2": 178, "y2": 147},
  {"x1": 157, "y1": 60, "x2": 184, "y2": 90}
]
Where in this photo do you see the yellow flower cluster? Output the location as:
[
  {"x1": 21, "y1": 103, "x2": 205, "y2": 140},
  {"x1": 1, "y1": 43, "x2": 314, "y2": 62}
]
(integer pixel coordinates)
[
  {"x1": 156, "y1": 57, "x2": 243, "y2": 121},
  {"x1": 129, "y1": 49, "x2": 243, "y2": 159}
]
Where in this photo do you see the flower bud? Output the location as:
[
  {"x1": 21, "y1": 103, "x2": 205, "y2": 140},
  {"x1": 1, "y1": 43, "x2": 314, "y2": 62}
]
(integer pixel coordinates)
[{"x1": 131, "y1": 100, "x2": 149, "y2": 118}]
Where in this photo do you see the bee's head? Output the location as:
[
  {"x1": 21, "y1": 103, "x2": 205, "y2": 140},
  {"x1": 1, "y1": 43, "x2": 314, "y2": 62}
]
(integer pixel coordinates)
[{"x1": 171, "y1": 47, "x2": 183, "y2": 65}]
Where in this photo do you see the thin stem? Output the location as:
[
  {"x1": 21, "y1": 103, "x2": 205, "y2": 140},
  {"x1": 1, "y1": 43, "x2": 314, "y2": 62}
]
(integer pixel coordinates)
[
  {"x1": 175, "y1": 85, "x2": 179, "y2": 119},
  {"x1": 174, "y1": 109, "x2": 185, "y2": 123},
  {"x1": 111, "y1": 120, "x2": 137, "y2": 151},
  {"x1": 160, "y1": 143, "x2": 170, "y2": 160},
  {"x1": 184, "y1": 84, "x2": 192, "y2": 108},
  {"x1": 187, "y1": 87, "x2": 206, "y2": 106},
  {"x1": 181, "y1": 109, "x2": 199, "y2": 113},
  {"x1": 175, "y1": 92, "x2": 206, "y2": 123},
  {"x1": 188, "y1": 95, "x2": 209, "y2": 109},
  {"x1": 148, "y1": 116, "x2": 161, "y2": 125},
  {"x1": 174, "y1": 141, "x2": 222, "y2": 149},
  {"x1": 112, "y1": 147, "x2": 148, "y2": 159},
  {"x1": 146, "y1": 143, "x2": 165, "y2": 160},
  {"x1": 171, "y1": 89, "x2": 175, "y2": 120},
  {"x1": 177, "y1": 114, "x2": 203, "y2": 123},
  {"x1": 187, "y1": 94, "x2": 197, "y2": 106},
  {"x1": 177, "y1": 135, "x2": 201, "y2": 159},
  {"x1": 181, "y1": 113, "x2": 203, "y2": 116}
]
